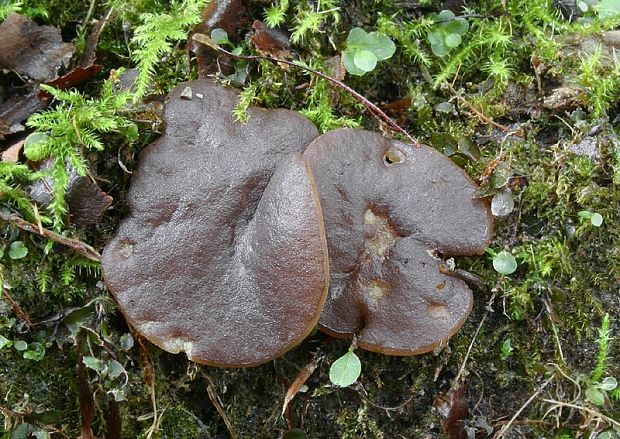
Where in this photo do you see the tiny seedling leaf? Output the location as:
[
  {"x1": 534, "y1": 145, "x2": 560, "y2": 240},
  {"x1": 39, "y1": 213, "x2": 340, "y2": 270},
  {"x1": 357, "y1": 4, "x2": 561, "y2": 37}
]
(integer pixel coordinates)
[
  {"x1": 353, "y1": 49, "x2": 377, "y2": 72},
  {"x1": 83, "y1": 355, "x2": 103, "y2": 372},
  {"x1": 120, "y1": 333, "x2": 134, "y2": 350},
  {"x1": 343, "y1": 27, "x2": 395, "y2": 75},
  {"x1": 490, "y1": 163, "x2": 512, "y2": 188},
  {"x1": 578, "y1": 210, "x2": 593, "y2": 220},
  {"x1": 586, "y1": 386, "x2": 606, "y2": 406},
  {"x1": 329, "y1": 350, "x2": 361, "y2": 387},
  {"x1": 597, "y1": 0, "x2": 620, "y2": 18},
  {"x1": 23, "y1": 132, "x2": 49, "y2": 161},
  {"x1": 211, "y1": 28, "x2": 229, "y2": 45},
  {"x1": 491, "y1": 188, "x2": 515, "y2": 217},
  {"x1": 107, "y1": 359, "x2": 126, "y2": 379},
  {"x1": 591, "y1": 212, "x2": 603, "y2": 227},
  {"x1": 0, "y1": 335, "x2": 11, "y2": 349},
  {"x1": 23, "y1": 344, "x2": 45, "y2": 361},
  {"x1": 437, "y1": 10, "x2": 456, "y2": 21},
  {"x1": 108, "y1": 388, "x2": 127, "y2": 402},
  {"x1": 600, "y1": 376, "x2": 618, "y2": 391},
  {"x1": 342, "y1": 50, "x2": 366, "y2": 76},
  {"x1": 365, "y1": 32, "x2": 396, "y2": 60},
  {"x1": 444, "y1": 18, "x2": 469, "y2": 35},
  {"x1": 346, "y1": 27, "x2": 368, "y2": 46},
  {"x1": 493, "y1": 251, "x2": 517, "y2": 275},
  {"x1": 13, "y1": 340, "x2": 27, "y2": 351},
  {"x1": 9, "y1": 241, "x2": 28, "y2": 259},
  {"x1": 34, "y1": 430, "x2": 51, "y2": 439},
  {"x1": 444, "y1": 33, "x2": 462, "y2": 48},
  {"x1": 434, "y1": 102, "x2": 454, "y2": 113}
]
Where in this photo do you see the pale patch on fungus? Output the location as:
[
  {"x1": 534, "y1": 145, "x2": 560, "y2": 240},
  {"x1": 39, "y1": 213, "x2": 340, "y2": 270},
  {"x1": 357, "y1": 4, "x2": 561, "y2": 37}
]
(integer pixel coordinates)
[
  {"x1": 363, "y1": 279, "x2": 390, "y2": 306},
  {"x1": 427, "y1": 302, "x2": 450, "y2": 319},
  {"x1": 363, "y1": 208, "x2": 399, "y2": 258}
]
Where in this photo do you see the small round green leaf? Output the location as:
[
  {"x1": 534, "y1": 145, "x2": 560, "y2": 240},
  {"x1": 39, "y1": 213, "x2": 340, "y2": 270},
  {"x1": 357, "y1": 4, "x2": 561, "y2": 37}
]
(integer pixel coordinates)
[
  {"x1": 366, "y1": 32, "x2": 396, "y2": 60},
  {"x1": 0, "y1": 335, "x2": 11, "y2": 349},
  {"x1": 343, "y1": 50, "x2": 367, "y2": 76},
  {"x1": 493, "y1": 251, "x2": 517, "y2": 275},
  {"x1": 591, "y1": 212, "x2": 603, "y2": 227},
  {"x1": 427, "y1": 29, "x2": 444, "y2": 47},
  {"x1": 9, "y1": 241, "x2": 28, "y2": 259},
  {"x1": 125, "y1": 122, "x2": 139, "y2": 142},
  {"x1": 329, "y1": 350, "x2": 361, "y2": 387},
  {"x1": 600, "y1": 376, "x2": 618, "y2": 391},
  {"x1": 210, "y1": 28, "x2": 229, "y2": 45},
  {"x1": 578, "y1": 210, "x2": 593, "y2": 220},
  {"x1": 597, "y1": 0, "x2": 620, "y2": 18},
  {"x1": 444, "y1": 33, "x2": 462, "y2": 48},
  {"x1": 444, "y1": 17, "x2": 469, "y2": 35},
  {"x1": 13, "y1": 340, "x2": 28, "y2": 351},
  {"x1": 107, "y1": 359, "x2": 126, "y2": 379},
  {"x1": 23, "y1": 132, "x2": 49, "y2": 161},
  {"x1": 586, "y1": 386, "x2": 605, "y2": 406},
  {"x1": 434, "y1": 102, "x2": 454, "y2": 113},
  {"x1": 83, "y1": 355, "x2": 103, "y2": 372},
  {"x1": 23, "y1": 343, "x2": 45, "y2": 361},
  {"x1": 119, "y1": 333, "x2": 134, "y2": 350},
  {"x1": 428, "y1": 31, "x2": 450, "y2": 57},
  {"x1": 437, "y1": 10, "x2": 456, "y2": 21},
  {"x1": 490, "y1": 163, "x2": 512, "y2": 189},
  {"x1": 353, "y1": 49, "x2": 377, "y2": 72},
  {"x1": 491, "y1": 188, "x2": 514, "y2": 218},
  {"x1": 346, "y1": 27, "x2": 368, "y2": 47}
]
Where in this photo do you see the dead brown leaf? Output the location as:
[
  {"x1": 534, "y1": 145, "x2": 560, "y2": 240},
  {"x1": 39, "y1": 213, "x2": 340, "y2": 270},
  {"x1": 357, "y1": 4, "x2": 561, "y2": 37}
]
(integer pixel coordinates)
[
  {"x1": 0, "y1": 14, "x2": 74, "y2": 82},
  {"x1": 282, "y1": 354, "x2": 321, "y2": 416}
]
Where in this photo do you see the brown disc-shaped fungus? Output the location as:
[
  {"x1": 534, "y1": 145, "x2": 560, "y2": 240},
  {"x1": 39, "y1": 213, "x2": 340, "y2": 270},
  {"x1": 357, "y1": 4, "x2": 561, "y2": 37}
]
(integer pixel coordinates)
[
  {"x1": 102, "y1": 80, "x2": 329, "y2": 367},
  {"x1": 303, "y1": 128, "x2": 493, "y2": 355}
]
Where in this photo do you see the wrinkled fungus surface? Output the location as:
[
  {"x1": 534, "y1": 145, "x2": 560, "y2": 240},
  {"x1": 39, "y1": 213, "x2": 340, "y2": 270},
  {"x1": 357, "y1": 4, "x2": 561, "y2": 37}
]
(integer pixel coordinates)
[
  {"x1": 304, "y1": 128, "x2": 493, "y2": 355},
  {"x1": 102, "y1": 80, "x2": 328, "y2": 367}
]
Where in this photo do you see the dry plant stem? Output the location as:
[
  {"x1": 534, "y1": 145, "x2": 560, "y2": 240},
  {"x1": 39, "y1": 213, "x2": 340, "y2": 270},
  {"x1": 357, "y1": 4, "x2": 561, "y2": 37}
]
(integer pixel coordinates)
[
  {"x1": 354, "y1": 389, "x2": 416, "y2": 412},
  {"x1": 455, "y1": 292, "x2": 496, "y2": 384},
  {"x1": 203, "y1": 372, "x2": 238, "y2": 439},
  {"x1": 0, "y1": 211, "x2": 101, "y2": 262},
  {"x1": 81, "y1": 7, "x2": 115, "y2": 67},
  {"x1": 493, "y1": 376, "x2": 554, "y2": 439},
  {"x1": 446, "y1": 84, "x2": 513, "y2": 133},
  {"x1": 192, "y1": 34, "x2": 420, "y2": 146},
  {"x1": 541, "y1": 399, "x2": 620, "y2": 429},
  {"x1": 1, "y1": 287, "x2": 33, "y2": 329}
]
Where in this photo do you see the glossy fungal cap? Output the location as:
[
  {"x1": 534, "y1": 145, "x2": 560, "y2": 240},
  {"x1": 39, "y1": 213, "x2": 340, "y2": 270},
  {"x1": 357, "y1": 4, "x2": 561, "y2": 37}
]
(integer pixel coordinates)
[
  {"x1": 102, "y1": 80, "x2": 328, "y2": 367},
  {"x1": 303, "y1": 128, "x2": 493, "y2": 355}
]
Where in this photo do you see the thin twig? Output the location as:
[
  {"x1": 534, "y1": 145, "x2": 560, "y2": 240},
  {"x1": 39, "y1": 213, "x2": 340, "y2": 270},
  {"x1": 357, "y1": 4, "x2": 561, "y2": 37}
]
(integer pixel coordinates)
[
  {"x1": 0, "y1": 211, "x2": 101, "y2": 262},
  {"x1": 354, "y1": 389, "x2": 416, "y2": 412},
  {"x1": 203, "y1": 372, "x2": 238, "y2": 439},
  {"x1": 446, "y1": 83, "x2": 514, "y2": 133},
  {"x1": 81, "y1": 7, "x2": 115, "y2": 68},
  {"x1": 493, "y1": 376, "x2": 554, "y2": 438},
  {"x1": 192, "y1": 33, "x2": 420, "y2": 147},
  {"x1": 541, "y1": 399, "x2": 620, "y2": 429},
  {"x1": 455, "y1": 292, "x2": 496, "y2": 384},
  {"x1": 2, "y1": 287, "x2": 33, "y2": 329}
]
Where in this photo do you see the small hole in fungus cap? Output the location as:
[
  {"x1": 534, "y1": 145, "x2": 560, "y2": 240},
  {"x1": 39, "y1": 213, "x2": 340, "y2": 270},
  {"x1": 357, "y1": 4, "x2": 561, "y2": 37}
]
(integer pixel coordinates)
[{"x1": 383, "y1": 146, "x2": 405, "y2": 166}]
